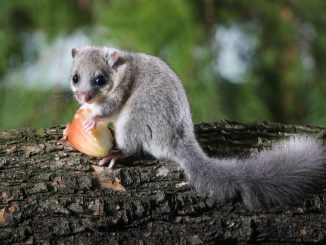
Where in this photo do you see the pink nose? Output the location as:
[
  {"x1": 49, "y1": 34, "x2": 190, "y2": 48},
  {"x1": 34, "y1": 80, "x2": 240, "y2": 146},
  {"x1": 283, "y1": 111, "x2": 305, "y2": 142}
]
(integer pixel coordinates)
[{"x1": 76, "y1": 91, "x2": 92, "y2": 102}]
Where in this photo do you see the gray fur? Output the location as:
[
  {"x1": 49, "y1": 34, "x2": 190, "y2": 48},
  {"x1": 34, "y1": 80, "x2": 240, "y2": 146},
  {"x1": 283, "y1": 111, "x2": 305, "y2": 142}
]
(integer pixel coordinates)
[{"x1": 70, "y1": 46, "x2": 326, "y2": 208}]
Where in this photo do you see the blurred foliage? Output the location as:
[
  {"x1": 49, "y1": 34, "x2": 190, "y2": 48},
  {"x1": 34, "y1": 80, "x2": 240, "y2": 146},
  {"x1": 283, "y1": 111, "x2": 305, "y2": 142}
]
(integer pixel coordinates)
[
  {"x1": 0, "y1": 0, "x2": 326, "y2": 129},
  {"x1": 0, "y1": 86, "x2": 77, "y2": 128}
]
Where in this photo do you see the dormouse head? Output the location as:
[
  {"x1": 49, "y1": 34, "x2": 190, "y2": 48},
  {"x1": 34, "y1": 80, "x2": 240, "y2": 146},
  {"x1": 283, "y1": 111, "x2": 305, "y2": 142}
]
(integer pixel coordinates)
[{"x1": 70, "y1": 46, "x2": 126, "y2": 104}]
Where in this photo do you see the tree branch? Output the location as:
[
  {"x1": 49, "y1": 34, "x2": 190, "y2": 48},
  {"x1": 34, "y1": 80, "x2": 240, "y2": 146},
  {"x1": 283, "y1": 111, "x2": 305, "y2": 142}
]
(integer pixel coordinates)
[{"x1": 0, "y1": 121, "x2": 325, "y2": 244}]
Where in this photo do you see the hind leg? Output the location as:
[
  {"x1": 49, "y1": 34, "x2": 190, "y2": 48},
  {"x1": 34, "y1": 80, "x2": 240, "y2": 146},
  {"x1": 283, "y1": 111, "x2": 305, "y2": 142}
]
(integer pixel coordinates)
[
  {"x1": 97, "y1": 123, "x2": 140, "y2": 169},
  {"x1": 114, "y1": 124, "x2": 142, "y2": 157},
  {"x1": 116, "y1": 108, "x2": 153, "y2": 152},
  {"x1": 100, "y1": 110, "x2": 145, "y2": 169}
]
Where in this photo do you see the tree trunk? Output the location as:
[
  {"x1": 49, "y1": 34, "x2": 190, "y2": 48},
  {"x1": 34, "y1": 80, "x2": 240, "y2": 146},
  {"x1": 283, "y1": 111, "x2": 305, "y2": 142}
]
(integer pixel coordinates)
[{"x1": 0, "y1": 121, "x2": 325, "y2": 244}]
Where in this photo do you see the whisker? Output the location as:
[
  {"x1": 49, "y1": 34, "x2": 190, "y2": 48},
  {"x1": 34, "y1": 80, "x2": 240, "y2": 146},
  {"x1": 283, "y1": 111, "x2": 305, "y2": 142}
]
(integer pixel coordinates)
[{"x1": 49, "y1": 91, "x2": 76, "y2": 102}]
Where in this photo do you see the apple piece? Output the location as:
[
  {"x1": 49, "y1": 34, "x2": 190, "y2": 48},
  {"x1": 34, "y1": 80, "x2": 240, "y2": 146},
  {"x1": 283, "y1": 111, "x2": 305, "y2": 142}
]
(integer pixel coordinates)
[{"x1": 65, "y1": 107, "x2": 113, "y2": 157}]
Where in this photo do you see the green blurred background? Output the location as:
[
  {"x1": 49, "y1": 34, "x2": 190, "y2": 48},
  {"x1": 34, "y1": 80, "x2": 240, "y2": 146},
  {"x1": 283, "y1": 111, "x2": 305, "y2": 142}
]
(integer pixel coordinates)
[{"x1": 0, "y1": 0, "x2": 326, "y2": 129}]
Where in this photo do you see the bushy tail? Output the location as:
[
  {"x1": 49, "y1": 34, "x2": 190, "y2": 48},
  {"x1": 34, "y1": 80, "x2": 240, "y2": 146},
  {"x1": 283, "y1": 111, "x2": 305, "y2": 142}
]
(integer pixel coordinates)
[{"x1": 179, "y1": 136, "x2": 326, "y2": 208}]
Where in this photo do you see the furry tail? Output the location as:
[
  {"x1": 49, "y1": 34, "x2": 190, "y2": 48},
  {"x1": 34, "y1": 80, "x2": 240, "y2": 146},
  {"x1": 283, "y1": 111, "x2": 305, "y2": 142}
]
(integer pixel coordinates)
[{"x1": 178, "y1": 136, "x2": 326, "y2": 208}]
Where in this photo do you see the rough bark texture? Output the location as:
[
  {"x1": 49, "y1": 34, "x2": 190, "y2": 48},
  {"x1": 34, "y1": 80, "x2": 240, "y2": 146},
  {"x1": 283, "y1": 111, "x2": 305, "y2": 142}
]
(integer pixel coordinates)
[{"x1": 0, "y1": 121, "x2": 326, "y2": 244}]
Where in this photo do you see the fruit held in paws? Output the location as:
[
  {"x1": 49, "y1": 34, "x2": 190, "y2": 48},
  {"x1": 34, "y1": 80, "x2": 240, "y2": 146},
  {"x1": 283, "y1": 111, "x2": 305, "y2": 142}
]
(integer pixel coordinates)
[{"x1": 64, "y1": 107, "x2": 113, "y2": 157}]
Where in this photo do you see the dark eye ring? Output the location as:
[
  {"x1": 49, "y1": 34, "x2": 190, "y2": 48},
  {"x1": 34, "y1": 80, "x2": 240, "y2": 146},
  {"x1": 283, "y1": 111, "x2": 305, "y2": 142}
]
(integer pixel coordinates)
[
  {"x1": 72, "y1": 74, "x2": 79, "y2": 84},
  {"x1": 95, "y1": 75, "x2": 107, "y2": 86}
]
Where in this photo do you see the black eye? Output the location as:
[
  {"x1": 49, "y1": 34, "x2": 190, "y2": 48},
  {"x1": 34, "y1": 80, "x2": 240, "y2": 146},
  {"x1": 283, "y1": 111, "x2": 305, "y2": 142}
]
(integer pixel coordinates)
[
  {"x1": 72, "y1": 74, "x2": 79, "y2": 84},
  {"x1": 95, "y1": 75, "x2": 106, "y2": 86}
]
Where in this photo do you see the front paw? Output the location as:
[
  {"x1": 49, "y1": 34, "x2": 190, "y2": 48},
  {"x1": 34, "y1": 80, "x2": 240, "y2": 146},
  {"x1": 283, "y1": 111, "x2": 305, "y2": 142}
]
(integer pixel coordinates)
[{"x1": 83, "y1": 116, "x2": 98, "y2": 131}]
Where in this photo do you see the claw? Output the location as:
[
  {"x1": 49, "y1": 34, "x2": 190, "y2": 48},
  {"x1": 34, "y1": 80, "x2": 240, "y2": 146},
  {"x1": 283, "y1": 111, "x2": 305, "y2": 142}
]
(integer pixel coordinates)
[
  {"x1": 98, "y1": 150, "x2": 123, "y2": 169},
  {"x1": 99, "y1": 158, "x2": 116, "y2": 169},
  {"x1": 83, "y1": 117, "x2": 98, "y2": 131}
]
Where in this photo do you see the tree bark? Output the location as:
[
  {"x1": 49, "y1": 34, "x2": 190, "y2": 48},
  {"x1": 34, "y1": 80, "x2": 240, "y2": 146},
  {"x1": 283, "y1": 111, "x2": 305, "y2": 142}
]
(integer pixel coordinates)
[{"x1": 0, "y1": 121, "x2": 325, "y2": 244}]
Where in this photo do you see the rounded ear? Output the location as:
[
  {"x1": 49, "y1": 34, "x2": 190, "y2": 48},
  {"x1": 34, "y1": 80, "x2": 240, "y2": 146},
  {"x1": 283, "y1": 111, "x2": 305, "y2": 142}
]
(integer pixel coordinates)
[
  {"x1": 71, "y1": 48, "x2": 79, "y2": 58},
  {"x1": 108, "y1": 51, "x2": 119, "y2": 66},
  {"x1": 107, "y1": 51, "x2": 126, "y2": 69}
]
